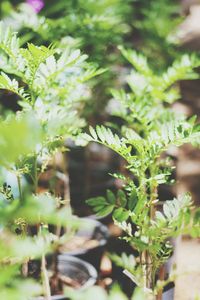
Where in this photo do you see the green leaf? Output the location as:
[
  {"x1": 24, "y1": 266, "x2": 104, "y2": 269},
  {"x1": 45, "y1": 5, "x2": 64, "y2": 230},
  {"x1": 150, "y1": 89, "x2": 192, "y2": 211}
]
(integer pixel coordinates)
[
  {"x1": 86, "y1": 196, "x2": 106, "y2": 206},
  {"x1": 194, "y1": 208, "x2": 200, "y2": 224},
  {"x1": 113, "y1": 208, "x2": 129, "y2": 222},
  {"x1": 96, "y1": 126, "x2": 106, "y2": 142},
  {"x1": 117, "y1": 190, "x2": 127, "y2": 207},
  {"x1": 0, "y1": 115, "x2": 42, "y2": 165},
  {"x1": 106, "y1": 190, "x2": 116, "y2": 205},
  {"x1": 89, "y1": 126, "x2": 98, "y2": 140},
  {"x1": 97, "y1": 205, "x2": 114, "y2": 217},
  {"x1": 93, "y1": 205, "x2": 106, "y2": 213},
  {"x1": 128, "y1": 188, "x2": 138, "y2": 210}
]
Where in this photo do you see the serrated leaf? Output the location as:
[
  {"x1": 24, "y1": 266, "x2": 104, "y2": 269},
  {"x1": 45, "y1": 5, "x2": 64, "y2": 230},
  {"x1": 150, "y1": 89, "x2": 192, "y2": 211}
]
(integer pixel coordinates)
[
  {"x1": 155, "y1": 211, "x2": 166, "y2": 222},
  {"x1": 89, "y1": 126, "x2": 97, "y2": 140},
  {"x1": 163, "y1": 201, "x2": 172, "y2": 219},
  {"x1": 96, "y1": 126, "x2": 106, "y2": 142}
]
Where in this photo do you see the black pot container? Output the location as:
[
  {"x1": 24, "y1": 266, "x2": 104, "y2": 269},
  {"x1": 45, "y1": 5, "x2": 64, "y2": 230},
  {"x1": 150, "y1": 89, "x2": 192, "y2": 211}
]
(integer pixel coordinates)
[
  {"x1": 57, "y1": 255, "x2": 97, "y2": 289},
  {"x1": 36, "y1": 255, "x2": 97, "y2": 300},
  {"x1": 60, "y1": 218, "x2": 109, "y2": 271},
  {"x1": 162, "y1": 282, "x2": 175, "y2": 300}
]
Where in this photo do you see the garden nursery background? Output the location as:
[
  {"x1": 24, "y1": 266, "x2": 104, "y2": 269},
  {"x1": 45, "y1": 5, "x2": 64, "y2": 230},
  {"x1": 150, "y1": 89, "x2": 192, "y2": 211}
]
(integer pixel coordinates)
[{"x1": 1, "y1": 0, "x2": 200, "y2": 299}]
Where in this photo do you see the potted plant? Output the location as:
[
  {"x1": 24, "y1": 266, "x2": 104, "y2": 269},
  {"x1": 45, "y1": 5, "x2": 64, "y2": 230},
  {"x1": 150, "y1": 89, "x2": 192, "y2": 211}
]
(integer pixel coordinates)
[{"x1": 81, "y1": 48, "x2": 200, "y2": 299}]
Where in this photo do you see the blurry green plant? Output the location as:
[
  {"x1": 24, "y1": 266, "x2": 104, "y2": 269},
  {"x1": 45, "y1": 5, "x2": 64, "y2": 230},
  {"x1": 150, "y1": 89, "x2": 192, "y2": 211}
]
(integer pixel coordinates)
[
  {"x1": 1, "y1": 0, "x2": 189, "y2": 115},
  {"x1": 67, "y1": 284, "x2": 148, "y2": 300},
  {"x1": 130, "y1": 0, "x2": 184, "y2": 69},
  {"x1": 0, "y1": 22, "x2": 103, "y2": 186},
  {"x1": 0, "y1": 0, "x2": 133, "y2": 116},
  {"x1": 1, "y1": 1, "x2": 130, "y2": 62},
  {"x1": 0, "y1": 115, "x2": 76, "y2": 300},
  {"x1": 82, "y1": 49, "x2": 200, "y2": 298},
  {"x1": 0, "y1": 23, "x2": 98, "y2": 299}
]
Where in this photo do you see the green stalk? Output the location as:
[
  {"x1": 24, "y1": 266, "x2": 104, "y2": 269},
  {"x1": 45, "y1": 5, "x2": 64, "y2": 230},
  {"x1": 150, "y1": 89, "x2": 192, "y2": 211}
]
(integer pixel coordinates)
[
  {"x1": 16, "y1": 173, "x2": 23, "y2": 203},
  {"x1": 33, "y1": 155, "x2": 38, "y2": 193},
  {"x1": 148, "y1": 166, "x2": 158, "y2": 291},
  {"x1": 16, "y1": 172, "x2": 30, "y2": 277},
  {"x1": 33, "y1": 154, "x2": 52, "y2": 299},
  {"x1": 41, "y1": 253, "x2": 51, "y2": 300}
]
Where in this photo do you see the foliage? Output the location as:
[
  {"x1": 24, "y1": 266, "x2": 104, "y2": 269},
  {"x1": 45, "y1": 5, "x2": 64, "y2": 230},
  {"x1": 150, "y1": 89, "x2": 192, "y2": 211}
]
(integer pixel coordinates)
[
  {"x1": 83, "y1": 49, "x2": 200, "y2": 295},
  {"x1": 2, "y1": 1, "x2": 131, "y2": 63},
  {"x1": 0, "y1": 114, "x2": 42, "y2": 166},
  {"x1": 130, "y1": 0, "x2": 184, "y2": 69},
  {"x1": 0, "y1": 22, "x2": 103, "y2": 179},
  {"x1": 0, "y1": 1, "x2": 131, "y2": 116},
  {"x1": 0, "y1": 23, "x2": 93, "y2": 299},
  {"x1": 0, "y1": 114, "x2": 76, "y2": 300},
  {"x1": 67, "y1": 284, "x2": 148, "y2": 300}
]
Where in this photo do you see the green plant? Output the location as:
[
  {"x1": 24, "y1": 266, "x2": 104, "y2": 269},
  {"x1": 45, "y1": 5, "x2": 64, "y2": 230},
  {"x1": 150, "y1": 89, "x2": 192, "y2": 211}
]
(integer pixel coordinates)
[
  {"x1": 0, "y1": 22, "x2": 103, "y2": 186},
  {"x1": 82, "y1": 49, "x2": 200, "y2": 297},
  {"x1": 130, "y1": 0, "x2": 184, "y2": 69},
  {"x1": 2, "y1": 1, "x2": 130, "y2": 61},
  {"x1": 0, "y1": 23, "x2": 101, "y2": 299},
  {"x1": 67, "y1": 284, "x2": 148, "y2": 300},
  {"x1": 1, "y1": 0, "x2": 189, "y2": 116},
  {"x1": 0, "y1": 115, "x2": 76, "y2": 300},
  {"x1": 1, "y1": 1, "x2": 133, "y2": 116}
]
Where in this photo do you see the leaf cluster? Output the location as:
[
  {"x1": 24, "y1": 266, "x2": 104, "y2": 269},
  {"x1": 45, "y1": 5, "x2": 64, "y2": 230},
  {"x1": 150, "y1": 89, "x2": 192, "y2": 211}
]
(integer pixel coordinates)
[
  {"x1": 0, "y1": 22, "x2": 103, "y2": 174},
  {"x1": 84, "y1": 49, "x2": 200, "y2": 289}
]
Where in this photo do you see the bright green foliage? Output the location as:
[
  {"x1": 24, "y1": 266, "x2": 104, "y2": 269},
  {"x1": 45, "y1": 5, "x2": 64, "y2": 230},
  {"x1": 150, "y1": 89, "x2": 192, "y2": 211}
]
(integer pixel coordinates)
[
  {"x1": 1, "y1": 1, "x2": 133, "y2": 115},
  {"x1": 131, "y1": 0, "x2": 183, "y2": 69},
  {"x1": 0, "y1": 22, "x2": 103, "y2": 175},
  {"x1": 2, "y1": 1, "x2": 131, "y2": 63},
  {"x1": 0, "y1": 196, "x2": 75, "y2": 300},
  {"x1": 0, "y1": 115, "x2": 42, "y2": 166},
  {"x1": 84, "y1": 50, "x2": 200, "y2": 293},
  {"x1": 0, "y1": 23, "x2": 95, "y2": 300},
  {"x1": 0, "y1": 113, "x2": 76, "y2": 300}
]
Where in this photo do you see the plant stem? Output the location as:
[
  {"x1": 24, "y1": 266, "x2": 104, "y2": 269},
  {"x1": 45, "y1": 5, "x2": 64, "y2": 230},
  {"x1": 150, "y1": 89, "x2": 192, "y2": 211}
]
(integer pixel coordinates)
[
  {"x1": 156, "y1": 265, "x2": 165, "y2": 300},
  {"x1": 16, "y1": 173, "x2": 30, "y2": 277},
  {"x1": 41, "y1": 253, "x2": 51, "y2": 300},
  {"x1": 17, "y1": 173, "x2": 23, "y2": 202},
  {"x1": 21, "y1": 258, "x2": 29, "y2": 277},
  {"x1": 33, "y1": 155, "x2": 38, "y2": 193},
  {"x1": 34, "y1": 155, "x2": 51, "y2": 299}
]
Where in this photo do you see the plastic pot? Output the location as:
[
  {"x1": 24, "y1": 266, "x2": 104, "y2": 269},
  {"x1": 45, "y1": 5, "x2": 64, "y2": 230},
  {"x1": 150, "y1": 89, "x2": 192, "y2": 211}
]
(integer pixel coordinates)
[
  {"x1": 57, "y1": 255, "x2": 97, "y2": 289},
  {"x1": 162, "y1": 282, "x2": 175, "y2": 300},
  {"x1": 36, "y1": 255, "x2": 97, "y2": 300},
  {"x1": 59, "y1": 218, "x2": 109, "y2": 270}
]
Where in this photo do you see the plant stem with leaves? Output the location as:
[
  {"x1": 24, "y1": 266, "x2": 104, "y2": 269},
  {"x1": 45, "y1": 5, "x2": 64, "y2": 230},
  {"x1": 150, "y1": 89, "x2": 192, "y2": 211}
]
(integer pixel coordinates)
[{"x1": 84, "y1": 49, "x2": 200, "y2": 297}]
